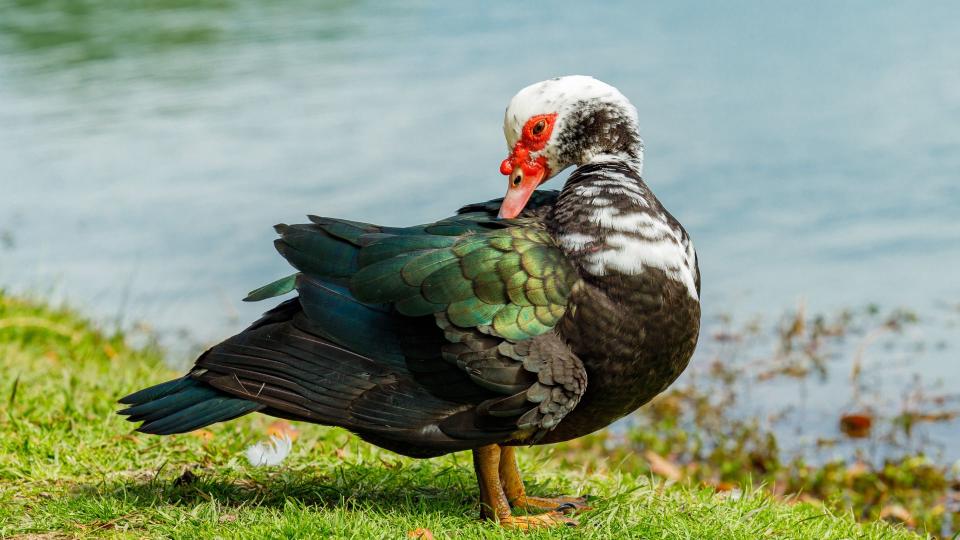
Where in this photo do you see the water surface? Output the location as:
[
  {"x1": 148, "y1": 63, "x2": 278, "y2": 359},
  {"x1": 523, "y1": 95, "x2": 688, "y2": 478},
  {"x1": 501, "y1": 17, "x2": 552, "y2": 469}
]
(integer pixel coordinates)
[{"x1": 2, "y1": 1, "x2": 958, "y2": 457}]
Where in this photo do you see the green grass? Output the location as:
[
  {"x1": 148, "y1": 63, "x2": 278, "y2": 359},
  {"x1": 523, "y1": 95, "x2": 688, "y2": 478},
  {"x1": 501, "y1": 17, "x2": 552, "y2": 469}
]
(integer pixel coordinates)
[{"x1": 0, "y1": 293, "x2": 925, "y2": 539}]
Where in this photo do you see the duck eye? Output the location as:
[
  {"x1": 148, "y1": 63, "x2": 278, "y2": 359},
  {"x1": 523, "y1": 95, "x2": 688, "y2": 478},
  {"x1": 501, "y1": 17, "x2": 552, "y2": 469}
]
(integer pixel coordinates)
[{"x1": 532, "y1": 120, "x2": 546, "y2": 136}]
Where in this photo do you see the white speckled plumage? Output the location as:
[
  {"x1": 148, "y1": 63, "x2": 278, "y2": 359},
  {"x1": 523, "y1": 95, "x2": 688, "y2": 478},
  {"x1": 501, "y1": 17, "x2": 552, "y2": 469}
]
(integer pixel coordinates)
[{"x1": 567, "y1": 161, "x2": 700, "y2": 301}]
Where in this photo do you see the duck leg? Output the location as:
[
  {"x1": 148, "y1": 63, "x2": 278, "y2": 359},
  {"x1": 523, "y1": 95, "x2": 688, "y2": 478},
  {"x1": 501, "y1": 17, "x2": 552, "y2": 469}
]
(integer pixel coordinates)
[
  {"x1": 498, "y1": 445, "x2": 592, "y2": 514},
  {"x1": 472, "y1": 445, "x2": 578, "y2": 529}
]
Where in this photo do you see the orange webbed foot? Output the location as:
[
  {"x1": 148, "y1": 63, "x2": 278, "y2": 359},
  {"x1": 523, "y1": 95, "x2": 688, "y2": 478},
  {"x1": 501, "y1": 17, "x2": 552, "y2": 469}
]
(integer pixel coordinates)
[
  {"x1": 511, "y1": 494, "x2": 592, "y2": 514},
  {"x1": 499, "y1": 511, "x2": 579, "y2": 530}
]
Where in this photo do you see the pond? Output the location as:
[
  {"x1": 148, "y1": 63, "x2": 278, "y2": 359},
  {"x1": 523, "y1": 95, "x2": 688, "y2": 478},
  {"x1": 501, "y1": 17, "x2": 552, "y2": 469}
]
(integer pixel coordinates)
[{"x1": 1, "y1": 1, "x2": 958, "y2": 460}]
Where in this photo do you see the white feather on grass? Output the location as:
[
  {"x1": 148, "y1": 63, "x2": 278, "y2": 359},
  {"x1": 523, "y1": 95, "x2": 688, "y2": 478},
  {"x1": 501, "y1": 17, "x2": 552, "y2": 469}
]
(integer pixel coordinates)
[{"x1": 245, "y1": 434, "x2": 293, "y2": 467}]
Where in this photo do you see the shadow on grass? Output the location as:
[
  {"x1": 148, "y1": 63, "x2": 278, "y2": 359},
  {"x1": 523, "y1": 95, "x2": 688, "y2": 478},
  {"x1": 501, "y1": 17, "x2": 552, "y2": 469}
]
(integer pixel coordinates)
[{"x1": 68, "y1": 461, "x2": 483, "y2": 517}]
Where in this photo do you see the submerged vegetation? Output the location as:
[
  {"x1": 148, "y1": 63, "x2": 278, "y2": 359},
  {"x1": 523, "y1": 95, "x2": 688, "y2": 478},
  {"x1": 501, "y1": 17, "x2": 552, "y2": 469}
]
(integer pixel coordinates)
[{"x1": 0, "y1": 291, "x2": 949, "y2": 538}]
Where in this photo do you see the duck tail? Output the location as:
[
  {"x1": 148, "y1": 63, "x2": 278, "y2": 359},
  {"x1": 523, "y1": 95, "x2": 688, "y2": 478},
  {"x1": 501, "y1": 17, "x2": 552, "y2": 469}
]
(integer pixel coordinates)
[{"x1": 117, "y1": 376, "x2": 262, "y2": 435}]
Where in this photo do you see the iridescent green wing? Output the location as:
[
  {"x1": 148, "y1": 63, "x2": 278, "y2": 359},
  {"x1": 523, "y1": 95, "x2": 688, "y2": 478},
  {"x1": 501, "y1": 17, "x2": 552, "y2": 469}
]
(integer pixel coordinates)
[
  {"x1": 251, "y1": 211, "x2": 586, "y2": 442},
  {"x1": 242, "y1": 191, "x2": 560, "y2": 303},
  {"x1": 348, "y1": 218, "x2": 584, "y2": 442},
  {"x1": 349, "y1": 219, "x2": 579, "y2": 342},
  {"x1": 242, "y1": 212, "x2": 502, "y2": 301}
]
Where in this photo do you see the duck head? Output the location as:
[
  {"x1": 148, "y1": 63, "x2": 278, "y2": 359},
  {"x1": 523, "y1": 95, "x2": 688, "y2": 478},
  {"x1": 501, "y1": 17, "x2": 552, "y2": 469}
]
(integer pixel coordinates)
[{"x1": 498, "y1": 75, "x2": 645, "y2": 218}]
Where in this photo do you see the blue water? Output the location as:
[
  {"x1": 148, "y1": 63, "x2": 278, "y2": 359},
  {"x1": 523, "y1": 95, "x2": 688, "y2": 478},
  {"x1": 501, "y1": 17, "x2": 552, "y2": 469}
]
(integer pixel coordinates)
[{"x1": 2, "y1": 2, "x2": 958, "y2": 456}]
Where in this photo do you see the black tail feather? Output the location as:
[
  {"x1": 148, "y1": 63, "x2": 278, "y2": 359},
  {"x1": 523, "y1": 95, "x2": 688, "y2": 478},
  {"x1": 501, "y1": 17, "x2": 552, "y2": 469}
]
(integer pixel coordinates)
[{"x1": 118, "y1": 376, "x2": 262, "y2": 435}]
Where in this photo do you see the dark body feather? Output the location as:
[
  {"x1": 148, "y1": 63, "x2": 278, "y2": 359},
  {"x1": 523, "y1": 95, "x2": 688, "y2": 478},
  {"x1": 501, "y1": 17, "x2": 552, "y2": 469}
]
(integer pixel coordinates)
[
  {"x1": 509, "y1": 161, "x2": 700, "y2": 445},
  {"x1": 119, "y1": 161, "x2": 699, "y2": 457}
]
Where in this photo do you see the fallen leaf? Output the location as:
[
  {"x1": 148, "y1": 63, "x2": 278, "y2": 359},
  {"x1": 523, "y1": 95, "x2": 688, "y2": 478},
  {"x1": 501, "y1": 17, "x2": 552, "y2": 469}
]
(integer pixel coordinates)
[
  {"x1": 266, "y1": 420, "x2": 299, "y2": 441},
  {"x1": 846, "y1": 461, "x2": 869, "y2": 478},
  {"x1": 191, "y1": 429, "x2": 215, "y2": 443},
  {"x1": 407, "y1": 528, "x2": 435, "y2": 540},
  {"x1": 644, "y1": 450, "x2": 682, "y2": 482},
  {"x1": 879, "y1": 504, "x2": 915, "y2": 527},
  {"x1": 839, "y1": 412, "x2": 873, "y2": 438},
  {"x1": 335, "y1": 447, "x2": 348, "y2": 459},
  {"x1": 219, "y1": 514, "x2": 237, "y2": 523},
  {"x1": 915, "y1": 410, "x2": 959, "y2": 423}
]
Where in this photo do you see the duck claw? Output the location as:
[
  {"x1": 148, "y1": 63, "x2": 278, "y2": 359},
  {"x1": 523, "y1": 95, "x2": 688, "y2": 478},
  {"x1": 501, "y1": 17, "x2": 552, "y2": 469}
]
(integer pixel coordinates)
[
  {"x1": 499, "y1": 511, "x2": 579, "y2": 530},
  {"x1": 511, "y1": 494, "x2": 592, "y2": 514}
]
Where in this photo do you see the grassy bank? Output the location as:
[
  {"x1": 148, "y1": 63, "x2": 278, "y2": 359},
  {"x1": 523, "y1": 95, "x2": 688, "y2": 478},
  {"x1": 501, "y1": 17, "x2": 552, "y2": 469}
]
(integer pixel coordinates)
[{"x1": 0, "y1": 292, "x2": 924, "y2": 539}]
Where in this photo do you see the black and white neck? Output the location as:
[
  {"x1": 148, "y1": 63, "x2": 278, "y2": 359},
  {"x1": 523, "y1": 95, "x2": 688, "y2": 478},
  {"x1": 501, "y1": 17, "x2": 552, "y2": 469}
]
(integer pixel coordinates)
[{"x1": 551, "y1": 157, "x2": 700, "y2": 302}]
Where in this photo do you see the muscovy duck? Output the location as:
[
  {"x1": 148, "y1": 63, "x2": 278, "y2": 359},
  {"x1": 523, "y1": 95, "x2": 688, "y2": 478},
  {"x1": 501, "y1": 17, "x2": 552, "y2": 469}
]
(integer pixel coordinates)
[{"x1": 119, "y1": 76, "x2": 701, "y2": 529}]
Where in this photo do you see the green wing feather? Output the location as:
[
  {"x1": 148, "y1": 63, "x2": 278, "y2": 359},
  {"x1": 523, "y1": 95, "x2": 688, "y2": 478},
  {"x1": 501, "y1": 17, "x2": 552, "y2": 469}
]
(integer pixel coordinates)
[
  {"x1": 248, "y1": 211, "x2": 578, "y2": 342},
  {"x1": 348, "y1": 220, "x2": 578, "y2": 341},
  {"x1": 243, "y1": 273, "x2": 298, "y2": 302},
  {"x1": 239, "y1": 203, "x2": 586, "y2": 443}
]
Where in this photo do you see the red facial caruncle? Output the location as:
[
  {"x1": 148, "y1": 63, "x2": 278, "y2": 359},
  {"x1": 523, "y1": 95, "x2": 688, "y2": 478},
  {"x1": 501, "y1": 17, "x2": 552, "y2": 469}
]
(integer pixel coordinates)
[{"x1": 498, "y1": 113, "x2": 558, "y2": 219}]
